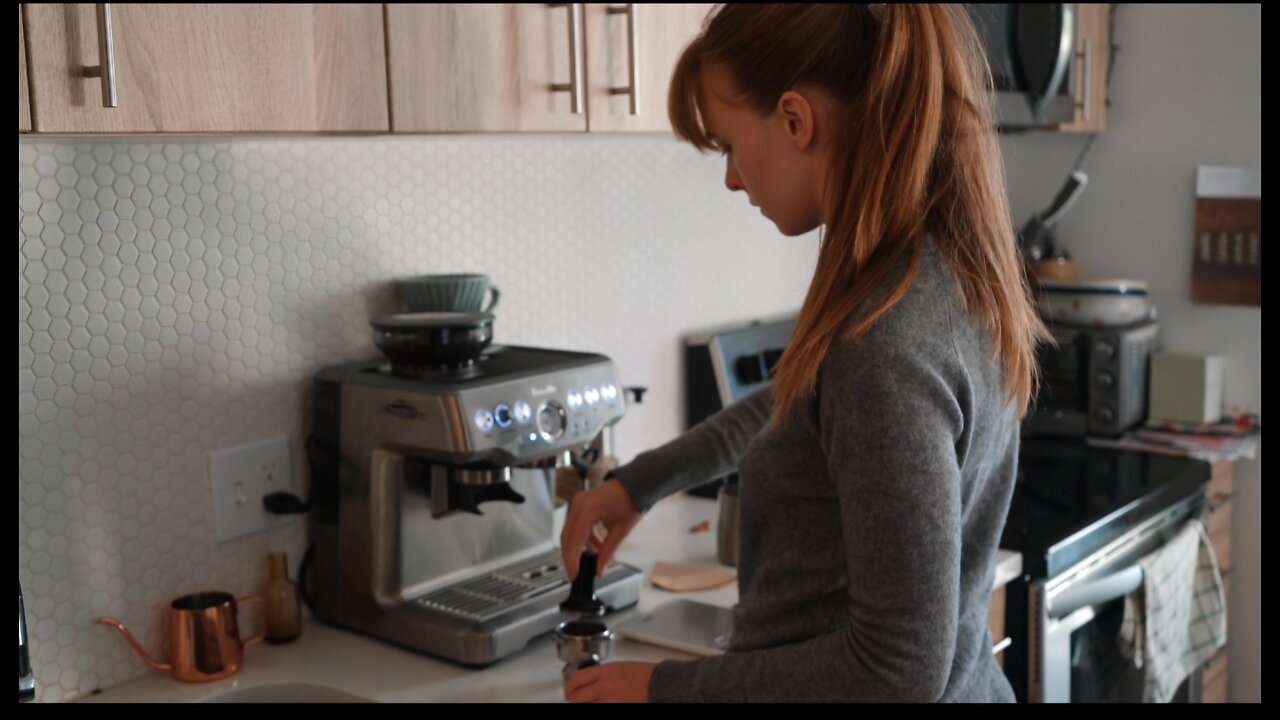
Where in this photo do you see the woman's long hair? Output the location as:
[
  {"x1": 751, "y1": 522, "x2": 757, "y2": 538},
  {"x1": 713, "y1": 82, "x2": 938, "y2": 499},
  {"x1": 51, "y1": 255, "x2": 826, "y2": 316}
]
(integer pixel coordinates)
[{"x1": 669, "y1": 4, "x2": 1049, "y2": 423}]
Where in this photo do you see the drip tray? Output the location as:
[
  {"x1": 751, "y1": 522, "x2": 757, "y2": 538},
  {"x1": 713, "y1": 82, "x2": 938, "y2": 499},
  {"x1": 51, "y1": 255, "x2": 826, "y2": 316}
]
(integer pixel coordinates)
[{"x1": 412, "y1": 549, "x2": 570, "y2": 622}]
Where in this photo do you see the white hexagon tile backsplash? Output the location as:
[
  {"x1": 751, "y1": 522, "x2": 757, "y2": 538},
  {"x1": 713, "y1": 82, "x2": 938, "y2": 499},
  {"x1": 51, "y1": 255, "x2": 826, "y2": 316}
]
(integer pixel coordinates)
[{"x1": 17, "y1": 135, "x2": 818, "y2": 701}]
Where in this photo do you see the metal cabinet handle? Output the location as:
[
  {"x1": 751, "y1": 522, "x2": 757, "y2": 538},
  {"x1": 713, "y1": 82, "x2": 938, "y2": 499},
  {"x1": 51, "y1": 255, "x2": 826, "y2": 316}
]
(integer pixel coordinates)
[
  {"x1": 606, "y1": 4, "x2": 640, "y2": 115},
  {"x1": 1075, "y1": 38, "x2": 1092, "y2": 124},
  {"x1": 550, "y1": 3, "x2": 586, "y2": 115},
  {"x1": 83, "y1": 3, "x2": 119, "y2": 108},
  {"x1": 1082, "y1": 38, "x2": 1092, "y2": 123}
]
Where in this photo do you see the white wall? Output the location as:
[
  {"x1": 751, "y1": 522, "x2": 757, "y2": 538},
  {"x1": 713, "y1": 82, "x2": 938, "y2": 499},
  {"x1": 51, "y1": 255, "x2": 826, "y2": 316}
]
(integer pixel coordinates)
[{"x1": 18, "y1": 135, "x2": 819, "y2": 701}]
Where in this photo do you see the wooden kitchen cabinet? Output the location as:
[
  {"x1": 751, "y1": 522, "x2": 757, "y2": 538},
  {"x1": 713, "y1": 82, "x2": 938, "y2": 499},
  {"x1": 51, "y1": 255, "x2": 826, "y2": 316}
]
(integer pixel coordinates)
[
  {"x1": 1207, "y1": 494, "x2": 1233, "y2": 574},
  {"x1": 386, "y1": 4, "x2": 587, "y2": 133},
  {"x1": 22, "y1": 3, "x2": 388, "y2": 133},
  {"x1": 583, "y1": 3, "x2": 712, "y2": 132},
  {"x1": 1202, "y1": 646, "x2": 1229, "y2": 703},
  {"x1": 988, "y1": 584, "x2": 1009, "y2": 668},
  {"x1": 1200, "y1": 458, "x2": 1234, "y2": 702},
  {"x1": 387, "y1": 3, "x2": 711, "y2": 134},
  {"x1": 19, "y1": 7, "x2": 30, "y2": 131},
  {"x1": 1057, "y1": 3, "x2": 1110, "y2": 134}
]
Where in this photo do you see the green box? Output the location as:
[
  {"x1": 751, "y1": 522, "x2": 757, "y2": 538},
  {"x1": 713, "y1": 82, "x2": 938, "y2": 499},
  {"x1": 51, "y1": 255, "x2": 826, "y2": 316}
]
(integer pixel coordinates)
[{"x1": 1148, "y1": 353, "x2": 1225, "y2": 424}]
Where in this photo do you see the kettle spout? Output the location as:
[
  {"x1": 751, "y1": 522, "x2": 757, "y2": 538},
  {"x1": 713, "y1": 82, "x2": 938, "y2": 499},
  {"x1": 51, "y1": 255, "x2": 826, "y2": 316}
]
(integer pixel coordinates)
[{"x1": 95, "y1": 617, "x2": 171, "y2": 671}]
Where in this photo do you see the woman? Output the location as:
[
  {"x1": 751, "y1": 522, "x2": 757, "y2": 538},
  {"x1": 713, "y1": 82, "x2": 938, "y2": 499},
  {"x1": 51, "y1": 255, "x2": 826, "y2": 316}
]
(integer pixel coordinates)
[{"x1": 561, "y1": 4, "x2": 1047, "y2": 702}]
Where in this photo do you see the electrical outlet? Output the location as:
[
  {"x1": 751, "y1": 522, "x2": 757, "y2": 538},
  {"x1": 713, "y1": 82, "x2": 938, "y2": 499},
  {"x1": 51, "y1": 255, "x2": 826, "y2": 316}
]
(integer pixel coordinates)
[{"x1": 211, "y1": 436, "x2": 295, "y2": 543}]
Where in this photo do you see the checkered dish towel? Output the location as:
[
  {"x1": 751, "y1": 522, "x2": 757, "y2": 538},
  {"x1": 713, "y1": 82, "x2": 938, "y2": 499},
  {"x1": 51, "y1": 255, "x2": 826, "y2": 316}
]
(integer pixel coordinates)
[{"x1": 1118, "y1": 518, "x2": 1228, "y2": 702}]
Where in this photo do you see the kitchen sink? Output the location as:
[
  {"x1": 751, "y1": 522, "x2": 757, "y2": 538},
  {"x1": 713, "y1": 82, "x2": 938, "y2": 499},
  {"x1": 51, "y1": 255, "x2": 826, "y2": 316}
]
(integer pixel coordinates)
[{"x1": 199, "y1": 683, "x2": 374, "y2": 703}]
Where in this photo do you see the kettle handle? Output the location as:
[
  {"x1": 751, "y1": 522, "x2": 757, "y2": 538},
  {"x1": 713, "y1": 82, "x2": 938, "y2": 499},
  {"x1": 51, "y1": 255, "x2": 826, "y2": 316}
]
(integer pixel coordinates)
[
  {"x1": 235, "y1": 594, "x2": 266, "y2": 646},
  {"x1": 95, "y1": 617, "x2": 171, "y2": 671}
]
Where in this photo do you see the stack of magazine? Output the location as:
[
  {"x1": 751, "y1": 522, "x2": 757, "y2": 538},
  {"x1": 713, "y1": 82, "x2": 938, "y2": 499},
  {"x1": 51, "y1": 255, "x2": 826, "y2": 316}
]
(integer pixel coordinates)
[{"x1": 1085, "y1": 413, "x2": 1260, "y2": 462}]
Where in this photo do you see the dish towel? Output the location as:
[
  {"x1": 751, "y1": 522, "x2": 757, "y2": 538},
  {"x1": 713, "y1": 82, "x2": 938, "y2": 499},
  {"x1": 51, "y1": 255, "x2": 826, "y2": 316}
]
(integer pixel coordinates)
[{"x1": 1118, "y1": 518, "x2": 1228, "y2": 702}]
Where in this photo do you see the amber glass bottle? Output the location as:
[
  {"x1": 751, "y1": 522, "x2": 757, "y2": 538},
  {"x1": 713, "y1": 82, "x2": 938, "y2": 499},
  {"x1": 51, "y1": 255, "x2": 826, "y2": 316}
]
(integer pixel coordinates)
[{"x1": 263, "y1": 551, "x2": 302, "y2": 644}]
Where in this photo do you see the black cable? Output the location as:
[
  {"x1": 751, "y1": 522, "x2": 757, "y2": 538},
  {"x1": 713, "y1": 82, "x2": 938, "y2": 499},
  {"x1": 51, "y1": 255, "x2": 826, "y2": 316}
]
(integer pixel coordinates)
[
  {"x1": 1071, "y1": 132, "x2": 1098, "y2": 174},
  {"x1": 262, "y1": 491, "x2": 309, "y2": 514},
  {"x1": 262, "y1": 435, "x2": 318, "y2": 613},
  {"x1": 298, "y1": 542, "x2": 316, "y2": 615}
]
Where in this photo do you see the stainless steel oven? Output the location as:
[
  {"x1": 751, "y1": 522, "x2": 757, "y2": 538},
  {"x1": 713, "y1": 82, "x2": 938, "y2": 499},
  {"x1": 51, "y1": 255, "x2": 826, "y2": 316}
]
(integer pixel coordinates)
[
  {"x1": 963, "y1": 4, "x2": 1081, "y2": 129},
  {"x1": 1002, "y1": 439, "x2": 1211, "y2": 702},
  {"x1": 1024, "y1": 320, "x2": 1158, "y2": 438},
  {"x1": 682, "y1": 314, "x2": 795, "y2": 498},
  {"x1": 1027, "y1": 493, "x2": 1205, "y2": 702}
]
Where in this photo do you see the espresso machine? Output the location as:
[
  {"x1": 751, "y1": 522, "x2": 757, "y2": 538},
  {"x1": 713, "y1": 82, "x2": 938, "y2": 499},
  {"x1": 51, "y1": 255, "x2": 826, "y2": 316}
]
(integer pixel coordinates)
[{"x1": 310, "y1": 338, "x2": 643, "y2": 667}]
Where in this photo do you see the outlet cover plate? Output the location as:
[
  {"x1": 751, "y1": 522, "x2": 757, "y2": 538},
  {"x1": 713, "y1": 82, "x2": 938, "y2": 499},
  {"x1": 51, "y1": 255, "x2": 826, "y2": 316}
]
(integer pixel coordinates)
[{"x1": 211, "y1": 436, "x2": 295, "y2": 542}]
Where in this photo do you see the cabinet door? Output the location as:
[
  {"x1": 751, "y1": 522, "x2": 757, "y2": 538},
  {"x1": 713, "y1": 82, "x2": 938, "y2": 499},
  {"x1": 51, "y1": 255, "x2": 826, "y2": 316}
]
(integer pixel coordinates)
[
  {"x1": 24, "y1": 4, "x2": 388, "y2": 133},
  {"x1": 387, "y1": 4, "x2": 587, "y2": 133},
  {"x1": 584, "y1": 3, "x2": 711, "y2": 133},
  {"x1": 1058, "y1": 3, "x2": 1109, "y2": 133},
  {"x1": 1202, "y1": 647, "x2": 1229, "y2": 702},
  {"x1": 988, "y1": 585, "x2": 1008, "y2": 667},
  {"x1": 1206, "y1": 496, "x2": 1233, "y2": 574},
  {"x1": 19, "y1": 7, "x2": 30, "y2": 131}
]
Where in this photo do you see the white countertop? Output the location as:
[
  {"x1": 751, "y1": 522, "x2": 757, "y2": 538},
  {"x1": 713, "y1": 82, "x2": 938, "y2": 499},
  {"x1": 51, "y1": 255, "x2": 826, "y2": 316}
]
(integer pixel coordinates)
[{"x1": 80, "y1": 493, "x2": 1022, "y2": 703}]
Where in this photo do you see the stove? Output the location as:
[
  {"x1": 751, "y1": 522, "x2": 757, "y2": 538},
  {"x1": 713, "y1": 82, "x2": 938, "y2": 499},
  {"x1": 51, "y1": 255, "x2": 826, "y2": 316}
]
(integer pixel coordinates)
[
  {"x1": 1003, "y1": 437, "x2": 1210, "y2": 579},
  {"x1": 1000, "y1": 436, "x2": 1211, "y2": 702}
]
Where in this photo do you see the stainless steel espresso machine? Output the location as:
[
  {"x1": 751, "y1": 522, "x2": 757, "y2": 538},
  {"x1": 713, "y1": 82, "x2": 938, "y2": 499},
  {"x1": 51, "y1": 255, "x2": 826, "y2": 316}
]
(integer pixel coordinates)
[{"x1": 310, "y1": 336, "x2": 644, "y2": 667}]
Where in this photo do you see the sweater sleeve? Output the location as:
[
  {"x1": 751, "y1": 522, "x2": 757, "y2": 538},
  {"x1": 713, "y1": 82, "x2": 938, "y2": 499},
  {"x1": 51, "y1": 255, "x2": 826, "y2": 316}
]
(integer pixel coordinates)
[
  {"x1": 646, "y1": 330, "x2": 968, "y2": 702},
  {"x1": 610, "y1": 386, "x2": 773, "y2": 513}
]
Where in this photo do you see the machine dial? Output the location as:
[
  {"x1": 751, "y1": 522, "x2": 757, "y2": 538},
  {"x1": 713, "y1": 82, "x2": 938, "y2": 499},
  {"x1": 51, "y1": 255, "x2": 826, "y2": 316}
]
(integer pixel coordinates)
[
  {"x1": 513, "y1": 400, "x2": 533, "y2": 425},
  {"x1": 537, "y1": 401, "x2": 567, "y2": 441}
]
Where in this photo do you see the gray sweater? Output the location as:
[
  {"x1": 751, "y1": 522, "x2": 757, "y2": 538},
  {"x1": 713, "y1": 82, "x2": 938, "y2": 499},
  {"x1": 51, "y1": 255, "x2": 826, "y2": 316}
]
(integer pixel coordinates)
[{"x1": 612, "y1": 237, "x2": 1020, "y2": 702}]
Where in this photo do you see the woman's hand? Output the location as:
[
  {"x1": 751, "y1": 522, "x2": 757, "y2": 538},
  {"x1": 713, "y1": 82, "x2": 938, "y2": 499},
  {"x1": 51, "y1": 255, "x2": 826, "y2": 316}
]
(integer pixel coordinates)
[
  {"x1": 564, "y1": 662, "x2": 657, "y2": 703},
  {"x1": 560, "y1": 479, "x2": 643, "y2": 580}
]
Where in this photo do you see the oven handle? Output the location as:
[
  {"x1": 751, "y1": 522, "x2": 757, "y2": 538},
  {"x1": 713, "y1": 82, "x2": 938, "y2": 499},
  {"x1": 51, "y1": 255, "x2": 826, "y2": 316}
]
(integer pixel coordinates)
[{"x1": 1046, "y1": 563, "x2": 1143, "y2": 620}]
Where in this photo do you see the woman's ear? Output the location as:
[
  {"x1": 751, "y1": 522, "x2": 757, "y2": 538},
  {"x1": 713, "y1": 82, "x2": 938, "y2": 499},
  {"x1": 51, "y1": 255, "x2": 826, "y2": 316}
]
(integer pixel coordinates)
[{"x1": 777, "y1": 90, "x2": 816, "y2": 151}]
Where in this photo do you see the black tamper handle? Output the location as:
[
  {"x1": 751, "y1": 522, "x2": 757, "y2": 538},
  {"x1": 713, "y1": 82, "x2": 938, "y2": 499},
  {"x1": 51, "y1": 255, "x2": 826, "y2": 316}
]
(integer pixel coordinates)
[{"x1": 561, "y1": 549, "x2": 605, "y2": 615}]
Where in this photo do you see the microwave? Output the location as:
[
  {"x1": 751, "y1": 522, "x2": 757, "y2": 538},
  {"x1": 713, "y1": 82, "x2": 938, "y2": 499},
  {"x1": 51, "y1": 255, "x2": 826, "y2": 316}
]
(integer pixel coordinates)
[
  {"x1": 683, "y1": 315, "x2": 796, "y2": 497},
  {"x1": 964, "y1": 4, "x2": 1080, "y2": 129},
  {"x1": 1024, "y1": 320, "x2": 1158, "y2": 438}
]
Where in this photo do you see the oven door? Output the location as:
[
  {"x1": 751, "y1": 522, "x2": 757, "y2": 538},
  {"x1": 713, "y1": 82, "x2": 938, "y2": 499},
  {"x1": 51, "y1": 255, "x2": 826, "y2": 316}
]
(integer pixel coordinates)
[
  {"x1": 1024, "y1": 325, "x2": 1090, "y2": 437},
  {"x1": 1026, "y1": 492, "x2": 1206, "y2": 702}
]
